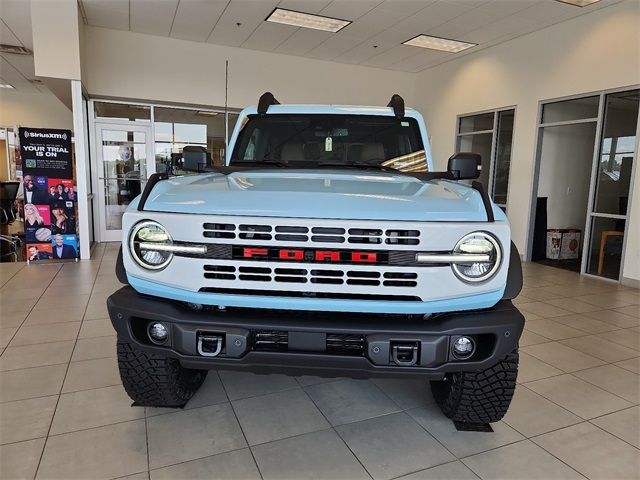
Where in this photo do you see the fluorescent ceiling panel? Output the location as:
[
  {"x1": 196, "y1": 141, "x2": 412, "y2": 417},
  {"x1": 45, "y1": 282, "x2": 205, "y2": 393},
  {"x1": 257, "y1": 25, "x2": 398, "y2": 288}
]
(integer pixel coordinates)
[
  {"x1": 0, "y1": 83, "x2": 15, "y2": 89},
  {"x1": 403, "y1": 35, "x2": 476, "y2": 53},
  {"x1": 266, "y1": 8, "x2": 350, "y2": 33}
]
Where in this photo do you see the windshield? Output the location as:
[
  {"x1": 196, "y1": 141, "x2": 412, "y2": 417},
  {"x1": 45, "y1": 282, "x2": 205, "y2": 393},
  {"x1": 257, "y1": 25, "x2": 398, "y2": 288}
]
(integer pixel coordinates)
[{"x1": 230, "y1": 114, "x2": 427, "y2": 172}]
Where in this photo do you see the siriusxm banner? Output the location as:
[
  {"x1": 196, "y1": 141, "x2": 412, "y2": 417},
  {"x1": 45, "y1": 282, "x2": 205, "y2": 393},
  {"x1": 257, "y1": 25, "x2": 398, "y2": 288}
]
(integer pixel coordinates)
[{"x1": 19, "y1": 127, "x2": 79, "y2": 262}]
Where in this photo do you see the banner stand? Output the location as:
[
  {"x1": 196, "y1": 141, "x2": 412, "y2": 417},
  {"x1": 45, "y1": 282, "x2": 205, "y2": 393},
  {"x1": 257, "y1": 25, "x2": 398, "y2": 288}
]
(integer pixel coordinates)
[{"x1": 19, "y1": 128, "x2": 80, "y2": 263}]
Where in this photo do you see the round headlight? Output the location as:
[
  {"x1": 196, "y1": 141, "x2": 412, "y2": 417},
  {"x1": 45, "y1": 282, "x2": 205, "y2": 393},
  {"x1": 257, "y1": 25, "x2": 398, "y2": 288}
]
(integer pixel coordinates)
[
  {"x1": 452, "y1": 232, "x2": 501, "y2": 283},
  {"x1": 129, "y1": 221, "x2": 173, "y2": 270}
]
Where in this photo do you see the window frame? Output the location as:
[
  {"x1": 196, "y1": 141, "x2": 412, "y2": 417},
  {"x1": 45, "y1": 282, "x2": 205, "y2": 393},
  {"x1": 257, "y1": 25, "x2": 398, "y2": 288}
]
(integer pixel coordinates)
[{"x1": 454, "y1": 106, "x2": 516, "y2": 210}]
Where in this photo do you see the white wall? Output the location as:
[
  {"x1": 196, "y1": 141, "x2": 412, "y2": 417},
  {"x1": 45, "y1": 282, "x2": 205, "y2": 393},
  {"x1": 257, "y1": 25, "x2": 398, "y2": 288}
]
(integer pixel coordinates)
[
  {"x1": 82, "y1": 26, "x2": 417, "y2": 109},
  {"x1": 30, "y1": 0, "x2": 81, "y2": 80},
  {"x1": 0, "y1": 89, "x2": 72, "y2": 129},
  {"x1": 415, "y1": 0, "x2": 640, "y2": 280},
  {"x1": 537, "y1": 123, "x2": 596, "y2": 231}
]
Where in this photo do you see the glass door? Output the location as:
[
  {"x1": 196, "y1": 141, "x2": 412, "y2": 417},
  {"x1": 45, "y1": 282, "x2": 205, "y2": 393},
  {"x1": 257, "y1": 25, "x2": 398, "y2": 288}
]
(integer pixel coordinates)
[
  {"x1": 585, "y1": 90, "x2": 639, "y2": 279},
  {"x1": 95, "y1": 123, "x2": 154, "y2": 242}
]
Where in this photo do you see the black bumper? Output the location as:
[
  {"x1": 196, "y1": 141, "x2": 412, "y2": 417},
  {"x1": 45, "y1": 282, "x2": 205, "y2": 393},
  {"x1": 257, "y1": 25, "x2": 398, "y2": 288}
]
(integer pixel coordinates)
[{"x1": 107, "y1": 286, "x2": 524, "y2": 380}]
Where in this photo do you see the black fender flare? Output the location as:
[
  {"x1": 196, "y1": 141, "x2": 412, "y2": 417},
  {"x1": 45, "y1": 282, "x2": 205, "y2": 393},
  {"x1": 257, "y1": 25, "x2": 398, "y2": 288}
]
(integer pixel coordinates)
[
  {"x1": 502, "y1": 241, "x2": 523, "y2": 300},
  {"x1": 116, "y1": 246, "x2": 129, "y2": 285}
]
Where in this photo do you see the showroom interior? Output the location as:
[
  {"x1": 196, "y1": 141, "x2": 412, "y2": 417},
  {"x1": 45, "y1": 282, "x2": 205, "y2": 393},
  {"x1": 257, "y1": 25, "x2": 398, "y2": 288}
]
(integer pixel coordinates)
[{"x1": 0, "y1": 0, "x2": 639, "y2": 479}]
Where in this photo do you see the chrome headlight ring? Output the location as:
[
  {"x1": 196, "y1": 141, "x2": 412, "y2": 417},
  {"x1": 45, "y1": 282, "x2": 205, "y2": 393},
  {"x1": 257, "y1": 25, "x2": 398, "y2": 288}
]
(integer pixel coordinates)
[
  {"x1": 451, "y1": 232, "x2": 502, "y2": 283},
  {"x1": 129, "y1": 220, "x2": 174, "y2": 270}
]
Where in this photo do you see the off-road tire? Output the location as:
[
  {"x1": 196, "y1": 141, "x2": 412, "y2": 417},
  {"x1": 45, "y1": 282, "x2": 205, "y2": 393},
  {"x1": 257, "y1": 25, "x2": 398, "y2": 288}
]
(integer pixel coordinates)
[
  {"x1": 117, "y1": 340, "x2": 207, "y2": 407},
  {"x1": 430, "y1": 349, "x2": 518, "y2": 423}
]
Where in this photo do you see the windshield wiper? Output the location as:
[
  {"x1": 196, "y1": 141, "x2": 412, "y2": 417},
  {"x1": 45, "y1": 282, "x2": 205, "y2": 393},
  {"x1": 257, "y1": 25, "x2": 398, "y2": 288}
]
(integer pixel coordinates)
[{"x1": 317, "y1": 162, "x2": 398, "y2": 172}]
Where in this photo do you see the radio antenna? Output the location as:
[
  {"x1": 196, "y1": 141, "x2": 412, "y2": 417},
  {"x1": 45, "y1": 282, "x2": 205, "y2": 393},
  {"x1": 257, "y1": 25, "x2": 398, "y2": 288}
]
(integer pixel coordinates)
[{"x1": 224, "y1": 60, "x2": 229, "y2": 154}]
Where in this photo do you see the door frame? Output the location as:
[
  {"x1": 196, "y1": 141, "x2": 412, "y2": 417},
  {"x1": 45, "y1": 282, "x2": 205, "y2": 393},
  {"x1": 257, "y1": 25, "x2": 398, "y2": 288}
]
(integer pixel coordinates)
[
  {"x1": 526, "y1": 85, "x2": 640, "y2": 282},
  {"x1": 454, "y1": 105, "x2": 517, "y2": 211},
  {"x1": 93, "y1": 121, "x2": 154, "y2": 242}
]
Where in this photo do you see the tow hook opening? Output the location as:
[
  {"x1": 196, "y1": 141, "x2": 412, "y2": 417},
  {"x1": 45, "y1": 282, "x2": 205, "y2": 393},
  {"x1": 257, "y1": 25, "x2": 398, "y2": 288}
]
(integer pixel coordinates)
[
  {"x1": 390, "y1": 341, "x2": 420, "y2": 366},
  {"x1": 197, "y1": 333, "x2": 224, "y2": 357}
]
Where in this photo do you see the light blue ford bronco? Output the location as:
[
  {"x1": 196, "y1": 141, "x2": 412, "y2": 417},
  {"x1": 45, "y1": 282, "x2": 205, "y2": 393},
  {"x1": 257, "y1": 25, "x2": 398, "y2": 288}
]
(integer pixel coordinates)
[{"x1": 109, "y1": 93, "x2": 524, "y2": 426}]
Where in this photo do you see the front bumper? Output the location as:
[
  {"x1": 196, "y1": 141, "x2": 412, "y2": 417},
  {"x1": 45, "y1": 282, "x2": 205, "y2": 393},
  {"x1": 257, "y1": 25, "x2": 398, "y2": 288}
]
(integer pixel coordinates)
[{"x1": 107, "y1": 287, "x2": 524, "y2": 380}]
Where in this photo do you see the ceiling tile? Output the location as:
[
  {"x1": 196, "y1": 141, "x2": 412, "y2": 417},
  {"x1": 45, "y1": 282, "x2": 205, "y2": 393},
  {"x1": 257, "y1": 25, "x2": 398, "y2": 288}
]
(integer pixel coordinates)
[
  {"x1": 0, "y1": 56, "x2": 37, "y2": 92},
  {"x1": 332, "y1": 39, "x2": 392, "y2": 64},
  {"x1": 2, "y1": 52, "x2": 36, "y2": 79},
  {"x1": 305, "y1": 31, "x2": 369, "y2": 60},
  {"x1": 319, "y1": 0, "x2": 382, "y2": 21},
  {"x1": 360, "y1": 44, "x2": 416, "y2": 68},
  {"x1": 0, "y1": 0, "x2": 33, "y2": 49},
  {"x1": 207, "y1": 0, "x2": 279, "y2": 47},
  {"x1": 0, "y1": 19, "x2": 21, "y2": 46},
  {"x1": 387, "y1": 49, "x2": 449, "y2": 72},
  {"x1": 130, "y1": 0, "x2": 179, "y2": 36},
  {"x1": 241, "y1": 21, "x2": 299, "y2": 52},
  {"x1": 513, "y1": 1, "x2": 581, "y2": 23},
  {"x1": 278, "y1": 0, "x2": 333, "y2": 13},
  {"x1": 274, "y1": 28, "x2": 333, "y2": 56},
  {"x1": 81, "y1": 0, "x2": 130, "y2": 31},
  {"x1": 170, "y1": 0, "x2": 228, "y2": 42}
]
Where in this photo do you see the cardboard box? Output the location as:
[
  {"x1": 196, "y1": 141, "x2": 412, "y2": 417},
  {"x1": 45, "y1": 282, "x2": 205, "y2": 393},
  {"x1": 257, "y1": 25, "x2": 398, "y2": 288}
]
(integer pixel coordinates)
[{"x1": 546, "y1": 229, "x2": 581, "y2": 260}]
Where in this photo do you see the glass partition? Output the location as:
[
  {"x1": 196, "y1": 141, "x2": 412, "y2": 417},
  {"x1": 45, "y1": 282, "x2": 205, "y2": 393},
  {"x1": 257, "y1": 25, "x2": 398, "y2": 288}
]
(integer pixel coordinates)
[
  {"x1": 586, "y1": 89, "x2": 639, "y2": 280},
  {"x1": 456, "y1": 108, "x2": 515, "y2": 209}
]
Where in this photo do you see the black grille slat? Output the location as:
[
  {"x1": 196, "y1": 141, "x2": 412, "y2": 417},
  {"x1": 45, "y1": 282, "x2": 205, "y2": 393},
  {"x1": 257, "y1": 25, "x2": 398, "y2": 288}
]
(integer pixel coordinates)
[
  {"x1": 239, "y1": 274, "x2": 271, "y2": 282},
  {"x1": 239, "y1": 233, "x2": 272, "y2": 240},
  {"x1": 276, "y1": 226, "x2": 308, "y2": 233},
  {"x1": 312, "y1": 227, "x2": 345, "y2": 234},
  {"x1": 239, "y1": 225, "x2": 272, "y2": 232},
  {"x1": 203, "y1": 231, "x2": 235, "y2": 239},
  {"x1": 204, "y1": 273, "x2": 235, "y2": 280},
  {"x1": 348, "y1": 237, "x2": 383, "y2": 244},
  {"x1": 384, "y1": 280, "x2": 418, "y2": 287},
  {"x1": 275, "y1": 276, "x2": 307, "y2": 283},
  {"x1": 348, "y1": 228, "x2": 382, "y2": 236},
  {"x1": 311, "y1": 269, "x2": 343, "y2": 277},
  {"x1": 326, "y1": 334, "x2": 365, "y2": 355},
  {"x1": 239, "y1": 266, "x2": 271, "y2": 274},
  {"x1": 274, "y1": 234, "x2": 308, "y2": 242},
  {"x1": 311, "y1": 277, "x2": 344, "y2": 285},
  {"x1": 346, "y1": 279, "x2": 380, "y2": 286},
  {"x1": 347, "y1": 271, "x2": 380, "y2": 278},
  {"x1": 383, "y1": 272, "x2": 417, "y2": 279},
  {"x1": 253, "y1": 330, "x2": 288, "y2": 351},
  {"x1": 311, "y1": 235, "x2": 345, "y2": 243}
]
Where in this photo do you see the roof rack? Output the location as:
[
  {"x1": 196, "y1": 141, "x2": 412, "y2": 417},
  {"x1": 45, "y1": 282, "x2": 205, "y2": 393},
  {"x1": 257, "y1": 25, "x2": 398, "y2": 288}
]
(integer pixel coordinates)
[
  {"x1": 387, "y1": 94, "x2": 405, "y2": 119},
  {"x1": 257, "y1": 92, "x2": 280, "y2": 115}
]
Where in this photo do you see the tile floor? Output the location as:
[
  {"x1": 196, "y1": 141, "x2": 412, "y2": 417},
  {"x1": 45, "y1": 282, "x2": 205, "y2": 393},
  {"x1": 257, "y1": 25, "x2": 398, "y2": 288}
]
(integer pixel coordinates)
[{"x1": 0, "y1": 243, "x2": 639, "y2": 480}]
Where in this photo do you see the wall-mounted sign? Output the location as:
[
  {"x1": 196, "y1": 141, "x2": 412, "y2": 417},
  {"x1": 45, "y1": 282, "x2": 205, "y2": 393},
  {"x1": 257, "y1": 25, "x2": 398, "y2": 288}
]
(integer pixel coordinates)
[{"x1": 19, "y1": 127, "x2": 78, "y2": 262}]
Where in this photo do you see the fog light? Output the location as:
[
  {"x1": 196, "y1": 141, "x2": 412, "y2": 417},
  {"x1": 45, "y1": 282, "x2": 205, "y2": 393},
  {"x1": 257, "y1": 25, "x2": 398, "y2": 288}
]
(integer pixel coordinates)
[
  {"x1": 452, "y1": 336, "x2": 475, "y2": 359},
  {"x1": 148, "y1": 322, "x2": 168, "y2": 344}
]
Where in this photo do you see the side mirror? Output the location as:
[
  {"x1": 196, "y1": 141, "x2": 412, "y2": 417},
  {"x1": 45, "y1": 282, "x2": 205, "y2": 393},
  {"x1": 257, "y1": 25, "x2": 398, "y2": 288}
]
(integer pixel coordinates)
[
  {"x1": 181, "y1": 146, "x2": 211, "y2": 173},
  {"x1": 447, "y1": 152, "x2": 481, "y2": 180}
]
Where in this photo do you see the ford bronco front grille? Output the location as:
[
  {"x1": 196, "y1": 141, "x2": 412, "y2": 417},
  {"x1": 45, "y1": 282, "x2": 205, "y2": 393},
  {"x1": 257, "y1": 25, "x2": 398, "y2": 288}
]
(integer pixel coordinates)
[
  {"x1": 202, "y1": 223, "x2": 420, "y2": 245},
  {"x1": 203, "y1": 264, "x2": 417, "y2": 288}
]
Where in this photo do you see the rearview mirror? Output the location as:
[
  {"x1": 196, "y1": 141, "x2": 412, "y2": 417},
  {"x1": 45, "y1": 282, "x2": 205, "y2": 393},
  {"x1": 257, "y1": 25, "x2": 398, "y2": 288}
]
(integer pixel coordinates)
[{"x1": 447, "y1": 152, "x2": 481, "y2": 180}]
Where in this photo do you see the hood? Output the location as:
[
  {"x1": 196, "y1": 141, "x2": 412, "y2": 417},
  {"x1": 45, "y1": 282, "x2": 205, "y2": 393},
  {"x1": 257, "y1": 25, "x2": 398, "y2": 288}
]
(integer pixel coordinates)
[{"x1": 141, "y1": 170, "x2": 503, "y2": 222}]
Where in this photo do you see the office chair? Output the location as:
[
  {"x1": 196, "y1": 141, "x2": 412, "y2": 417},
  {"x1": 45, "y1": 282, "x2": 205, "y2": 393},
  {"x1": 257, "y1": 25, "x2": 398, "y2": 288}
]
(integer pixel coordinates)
[{"x1": 0, "y1": 181, "x2": 22, "y2": 261}]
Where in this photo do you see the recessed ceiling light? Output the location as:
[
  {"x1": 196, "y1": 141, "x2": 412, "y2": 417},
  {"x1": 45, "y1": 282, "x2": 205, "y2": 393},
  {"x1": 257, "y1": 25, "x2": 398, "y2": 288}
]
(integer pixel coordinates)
[
  {"x1": 0, "y1": 83, "x2": 15, "y2": 89},
  {"x1": 266, "y1": 8, "x2": 350, "y2": 33},
  {"x1": 403, "y1": 35, "x2": 476, "y2": 53},
  {"x1": 196, "y1": 111, "x2": 219, "y2": 117},
  {"x1": 555, "y1": 0, "x2": 601, "y2": 6}
]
